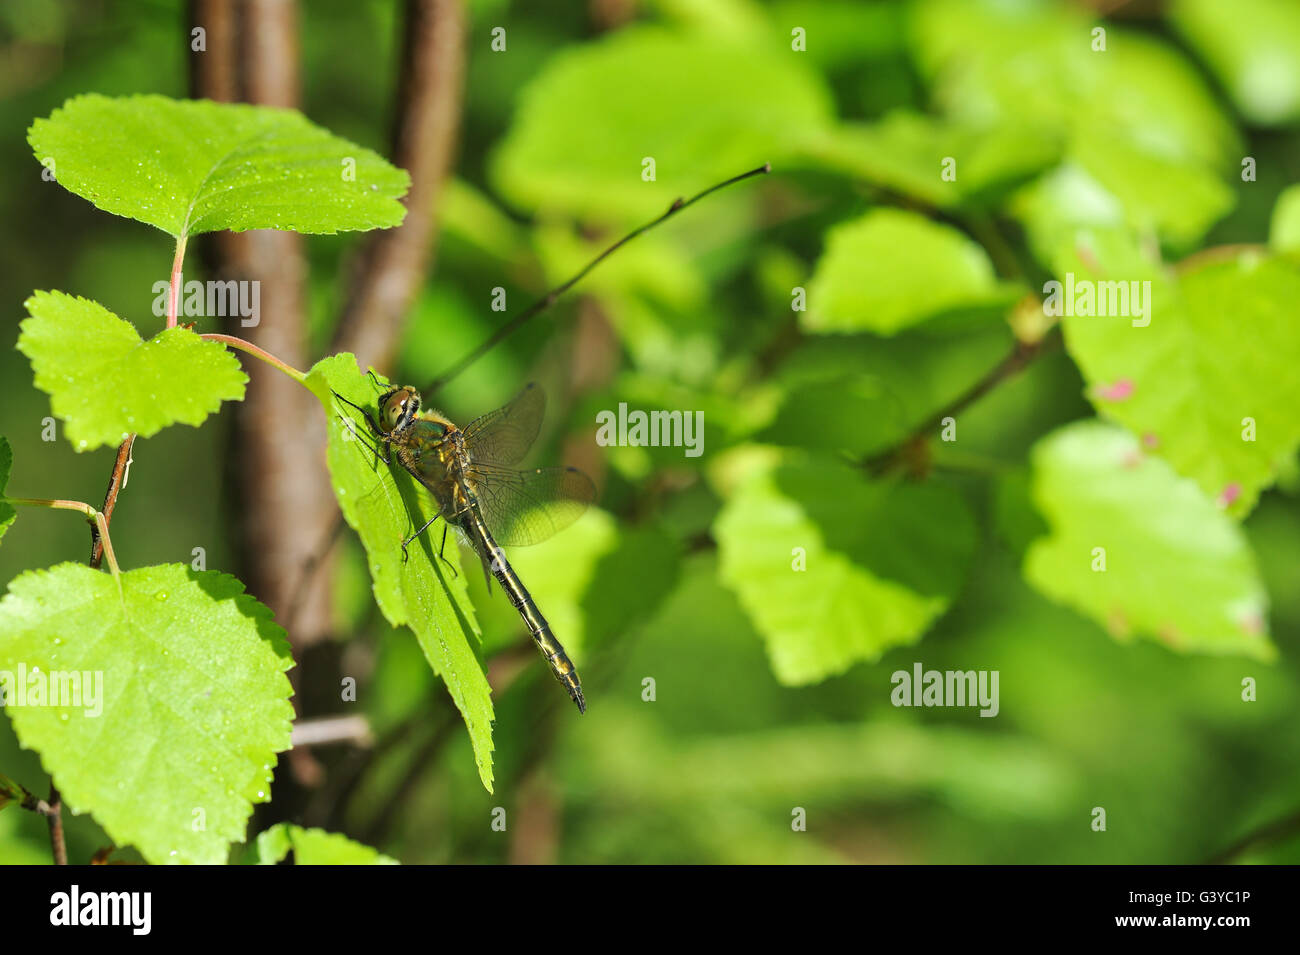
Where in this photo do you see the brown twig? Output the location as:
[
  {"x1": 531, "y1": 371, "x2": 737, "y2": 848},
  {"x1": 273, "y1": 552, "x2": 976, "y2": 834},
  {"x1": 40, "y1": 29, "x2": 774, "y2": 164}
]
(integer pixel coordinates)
[
  {"x1": 40, "y1": 432, "x2": 140, "y2": 864},
  {"x1": 862, "y1": 325, "x2": 1062, "y2": 475},
  {"x1": 421, "y1": 162, "x2": 773, "y2": 395},
  {"x1": 45, "y1": 785, "x2": 66, "y2": 865},
  {"x1": 331, "y1": 0, "x2": 467, "y2": 373},
  {"x1": 89, "y1": 435, "x2": 135, "y2": 570}
]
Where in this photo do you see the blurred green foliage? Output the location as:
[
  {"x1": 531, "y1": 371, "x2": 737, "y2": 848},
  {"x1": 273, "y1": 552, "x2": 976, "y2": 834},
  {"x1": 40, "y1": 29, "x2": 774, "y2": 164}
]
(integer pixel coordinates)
[{"x1": 2, "y1": 0, "x2": 1299, "y2": 864}]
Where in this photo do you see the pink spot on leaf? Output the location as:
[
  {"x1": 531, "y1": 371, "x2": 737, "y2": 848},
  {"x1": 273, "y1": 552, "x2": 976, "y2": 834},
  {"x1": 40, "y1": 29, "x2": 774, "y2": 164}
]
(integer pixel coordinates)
[
  {"x1": 1142, "y1": 432, "x2": 1159, "y2": 449},
  {"x1": 1217, "y1": 482, "x2": 1242, "y2": 509},
  {"x1": 1096, "y1": 379, "x2": 1134, "y2": 402}
]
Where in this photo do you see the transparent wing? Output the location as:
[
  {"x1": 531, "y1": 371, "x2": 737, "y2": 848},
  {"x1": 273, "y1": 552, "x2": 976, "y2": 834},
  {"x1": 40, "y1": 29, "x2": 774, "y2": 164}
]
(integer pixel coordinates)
[
  {"x1": 465, "y1": 463, "x2": 595, "y2": 547},
  {"x1": 460, "y1": 382, "x2": 545, "y2": 468}
]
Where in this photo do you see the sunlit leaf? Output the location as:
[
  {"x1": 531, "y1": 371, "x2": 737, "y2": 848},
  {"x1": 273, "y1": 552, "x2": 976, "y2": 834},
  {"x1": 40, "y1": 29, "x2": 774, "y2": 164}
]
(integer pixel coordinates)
[
  {"x1": 491, "y1": 26, "x2": 831, "y2": 220},
  {"x1": 29, "y1": 94, "x2": 409, "y2": 237},
  {"x1": 243, "y1": 823, "x2": 397, "y2": 865},
  {"x1": 805, "y1": 209, "x2": 1019, "y2": 334},
  {"x1": 1024, "y1": 421, "x2": 1274, "y2": 660},
  {"x1": 18, "y1": 291, "x2": 247, "y2": 451},
  {"x1": 0, "y1": 563, "x2": 294, "y2": 864},
  {"x1": 1060, "y1": 250, "x2": 1300, "y2": 516},
  {"x1": 304, "y1": 354, "x2": 495, "y2": 792}
]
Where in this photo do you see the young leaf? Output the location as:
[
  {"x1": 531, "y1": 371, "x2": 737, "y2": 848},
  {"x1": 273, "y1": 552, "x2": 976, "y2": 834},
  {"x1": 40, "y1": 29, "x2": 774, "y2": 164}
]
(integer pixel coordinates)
[
  {"x1": 491, "y1": 26, "x2": 831, "y2": 220},
  {"x1": 916, "y1": 0, "x2": 1238, "y2": 245},
  {"x1": 18, "y1": 291, "x2": 247, "y2": 451},
  {"x1": 1171, "y1": 0, "x2": 1300, "y2": 126},
  {"x1": 29, "y1": 94, "x2": 410, "y2": 237},
  {"x1": 805, "y1": 209, "x2": 1021, "y2": 335},
  {"x1": 242, "y1": 823, "x2": 397, "y2": 864},
  {"x1": 0, "y1": 563, "x2": 295, "y2": 865},
  {"x1": 0, "y1": 437, "x2": 15, "y2": 546},
  {"x1": 304, "y1": 355, "x2": 495, "y2": 792},
  {"x1": 714, "y1": 456, "x2": 976, "y2": 684},
  {"x1": 1024, "y1": 421, "x2": 1274, "y2": 659},
  {"x1": 1060, "y1": 251, "x2": 1300, "y2": 517}
]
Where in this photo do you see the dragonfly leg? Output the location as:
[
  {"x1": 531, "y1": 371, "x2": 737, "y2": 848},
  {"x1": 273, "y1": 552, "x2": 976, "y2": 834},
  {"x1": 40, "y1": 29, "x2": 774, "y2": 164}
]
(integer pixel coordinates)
[
  {"x1": 400, "y1": 508, "x2": 447, "y2": 563},
  {"x1": 335, "y1": 414, "x2": 390, "y2": 466},
  {"x1": 437, "y1": 524, "x2": 459, "y2": 579},
  {"x1": 332, "y1": 391, "x2": 391, "y2": 466}
]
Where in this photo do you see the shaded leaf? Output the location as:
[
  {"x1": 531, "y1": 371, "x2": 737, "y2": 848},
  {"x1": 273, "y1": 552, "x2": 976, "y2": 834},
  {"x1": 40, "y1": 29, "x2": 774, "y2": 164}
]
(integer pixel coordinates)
[
  {"x1": 715, "y1": 456, "x2": 976, "y2": 684},
  {"x1": 0, "y1": 437, "x2": 14, "y2": 547}
]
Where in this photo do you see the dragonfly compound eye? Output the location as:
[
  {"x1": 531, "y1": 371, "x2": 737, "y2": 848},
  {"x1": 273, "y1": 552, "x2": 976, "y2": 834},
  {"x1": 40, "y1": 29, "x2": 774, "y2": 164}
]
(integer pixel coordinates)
[{"x1": 381, "y1": 387, "x2": 420, "y2": 430}]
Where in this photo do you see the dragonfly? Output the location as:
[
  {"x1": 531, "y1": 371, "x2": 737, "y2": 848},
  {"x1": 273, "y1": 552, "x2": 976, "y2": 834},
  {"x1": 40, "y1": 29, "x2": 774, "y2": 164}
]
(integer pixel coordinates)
[{"x1": 334, "y1": 375, "x2": 596, "y2": 713}]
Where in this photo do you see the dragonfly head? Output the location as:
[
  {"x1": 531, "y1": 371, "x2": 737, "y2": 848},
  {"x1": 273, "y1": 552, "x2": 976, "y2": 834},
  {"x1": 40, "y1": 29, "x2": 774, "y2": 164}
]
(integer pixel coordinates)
[{"x1": 378, "y1": 385, "x2": 421, "y2": 432}]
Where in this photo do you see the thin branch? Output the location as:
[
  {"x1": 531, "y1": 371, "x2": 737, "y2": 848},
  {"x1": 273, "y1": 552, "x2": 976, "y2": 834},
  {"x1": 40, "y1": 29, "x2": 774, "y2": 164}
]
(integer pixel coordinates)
[
  {"x1": 201, "y1": 333, "x2": 306, "y2": 381},
  {"x1": 90, "y1": 435, "x2": 135, "y2": 570},
  {"x1": 862, "y1": 325, "x2": 1062, "y2": 475},
  {"x1": 331, "y1": 0, "x2": 467, "y2": 372},
  {"x1": 422, "y1": 162, "x2": 773, "y2": 395},
  {"x1": 45, "y1": 785, "x2": 66, "y2": 865},
  {"x1": 1, "y1": 774, "x2": 57, "y2": 817},
  {"x1": 291, "y1": 715, "x2": 374, "y2": 748},
  {"x1": 1207, "y1": 807, "x2": 1300, "y2": 864},
  {"x1": 166, "y1": 235, "x2": 188, "y2": 329},
  {"x1": 11, "y1": 498, "x2": 123, "y2": 580}
]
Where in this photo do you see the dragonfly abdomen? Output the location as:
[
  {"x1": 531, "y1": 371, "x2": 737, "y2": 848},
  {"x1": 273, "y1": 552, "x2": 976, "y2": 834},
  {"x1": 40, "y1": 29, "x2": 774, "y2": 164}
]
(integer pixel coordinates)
[{"x1": 470, "y1": 511, "x2": 586, "y2": 714}]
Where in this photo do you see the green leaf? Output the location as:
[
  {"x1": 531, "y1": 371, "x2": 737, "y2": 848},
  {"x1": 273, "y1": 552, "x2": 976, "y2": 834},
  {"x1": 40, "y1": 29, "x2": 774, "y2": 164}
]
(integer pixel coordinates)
[
  {"x1": 0, "y1": 772, "x2": 23, "y2": 811},
  {"x1": 0, "y1": 437, "x2": 14, "y2": 547},
  {"x1": 1171, "y1": 0, "x2": 1300, "y2": 125},
  {"x1": 764, "y1": 314, "x2": 1014, "y2": 457},
  {"x1": 915, "y1": 0, "x2": 1238, "y2": 246},
  {"x1": 913, "y1": 0, "x2": 1237, "y2": 169},
  {"x1": 29, "y1": 94, "x2": 410, "y2": 237},
  {"x1": 801, "y1": 113, "x2": 1062, "y2": 208},
  {"x1": 304, "y1": 355, "x2": 495, "y2": 792},
  {"x1": 1269, "y1": 184, "x2": 1300, "y2": 253},
  {"x1": 490, "y1": 26, "x2": 832, "y2": 220},
  {"x1": 804, "y1": 209, "x2": 1019, "y2": 335},
  {"x1": 0, "y1": 563, "x2": 295, "y2": 864},
  {"x1": 1024, "y1": 421, "x2": 1274, "y2": 660},
  {"x1": 714, "y1": 456, "x2": 976, "y2": 684},
  {"x1": 18, "y1": 291, "x2": 247, "y2": 451},
  {"x1": 243, "y1": 823, "x2": 397, "y2": 865},
  {"x1": 1060, "y1": 250, "x2": 1300, "y2": 516}
]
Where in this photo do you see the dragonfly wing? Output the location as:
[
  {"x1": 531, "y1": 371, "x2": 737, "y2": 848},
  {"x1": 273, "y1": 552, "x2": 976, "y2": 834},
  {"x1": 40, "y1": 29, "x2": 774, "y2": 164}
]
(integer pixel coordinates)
[
  {"x1": 460, "y1": 382, "x2": 545, "y2": 468},
  {"x1": 466, "y1": 464, "x2": 595, "y2": 547}
]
